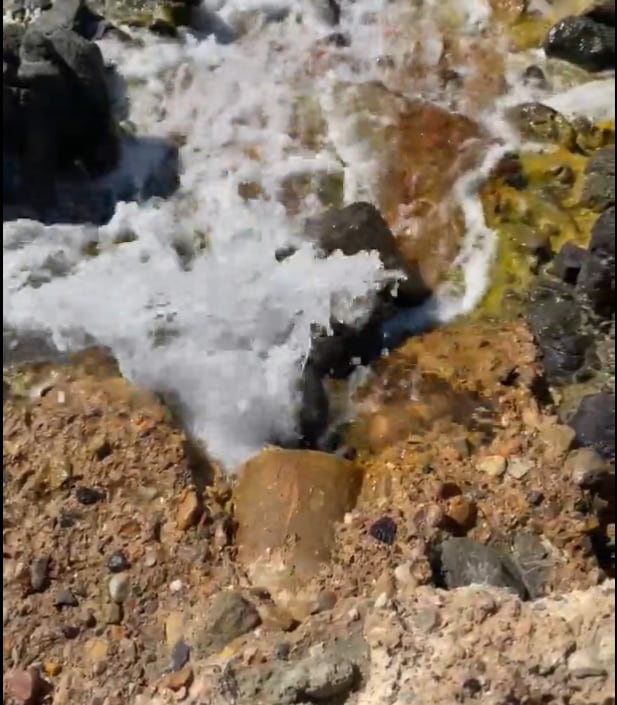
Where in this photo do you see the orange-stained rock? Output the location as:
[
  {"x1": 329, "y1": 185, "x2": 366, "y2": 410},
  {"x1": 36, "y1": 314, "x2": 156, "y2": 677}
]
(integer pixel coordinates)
[{"x1": 234, "y1": 449, "x2": 362, "y2": 600}]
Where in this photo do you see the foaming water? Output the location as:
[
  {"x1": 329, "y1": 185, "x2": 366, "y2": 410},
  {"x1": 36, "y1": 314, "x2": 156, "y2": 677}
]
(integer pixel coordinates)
[{"x1": 3, "y1": 0, "x2": 614, "y2": 469}]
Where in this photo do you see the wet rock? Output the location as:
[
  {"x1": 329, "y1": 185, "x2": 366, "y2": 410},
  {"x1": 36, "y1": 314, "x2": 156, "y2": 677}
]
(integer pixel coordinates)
[
  {"x1": 568, "y1": 392, "x2": 615, "y2": 461},
  {"x1": 564, "y1": 447, "x2": 612, "y2": 488},
  {"x1": 297, "y1": 360, "x2": 329, "y2": 447},
  {"x1": 436, "y1": 538, "x2": 527, "y2": 599},
  {"x1": 368, "y1": 516, "x2": 398, "y2": 545},
  {"x1": 196, "y1": 591, "x2": 260, "y2": 657},
  {"x1": 106, "y1": 550, "x2": 130, "y2": 573},
  {"x1": 580, "y1": 146, "x2": 615, "y2": 212},
  {"x1": 543, "y1": 14, "x2": 615, "y2": 73},
  {"x1": 576, "y1": 207, "x2": 615, "y2": 317},
  {"x1": 551, "y1": 242, "x2": 586, "y2": 285},
  {"x1": 5, "y1": 667, "x2": 44, "y2": 705},
  {"x1": 108, "y1": 573, "x2": 130, "y2": 603},
  {"x1": 505, "y1": 103, "x2": 576, "y2": 149},
  {"x1": 522, "y1": 64, "x2": 548, "y2": 89},
  {"x1": 30, "y1": 557, "x2": 50, "y2": 593},
  {"x1": 527, "y1": 279, "x2": 592, "y2": 382},
  {"x1": 304, "y1": 201, "x2": 431, "y2": 306},
  {"x1": 235, "y1": 449, "x2": 362, "y2": 600}
]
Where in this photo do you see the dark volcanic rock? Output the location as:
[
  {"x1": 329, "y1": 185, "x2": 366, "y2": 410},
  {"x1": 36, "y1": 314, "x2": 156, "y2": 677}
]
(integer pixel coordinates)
[
  {"x1": 527, "y1": 279, "x2": 592, "y2": 382},
  {"x1": 542, "y1": 14, "x2": 615, "y2": 72},
  {"x1": 577, "y1": 207, "x2": 615, "y2": 317},
  {"x1": 569, "y1": 392, "x2": 615, "y2": 461},
  {"x1": 580, "y1": 146, "x2": 615, "y2": 212},
  {"x1": 551, "y1": 242, "x2": 586, "y2": 285},
  {"x1": 436, "y1": 538, "x2": 528, "y2": 600},
  {"x1": 304, "y1": 201, "x2": 431, "y2": 306}
]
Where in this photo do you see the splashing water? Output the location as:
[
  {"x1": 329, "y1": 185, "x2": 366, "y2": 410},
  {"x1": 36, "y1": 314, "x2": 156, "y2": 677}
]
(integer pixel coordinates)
[{"x1": 3, "y1": 0, "x2": 613, "y2": 469}]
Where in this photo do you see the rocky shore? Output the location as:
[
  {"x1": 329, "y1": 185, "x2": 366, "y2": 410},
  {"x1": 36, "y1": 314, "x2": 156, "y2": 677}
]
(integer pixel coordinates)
[{"x1": 3, "y1": 0, "x2": 616, "y2": 704}]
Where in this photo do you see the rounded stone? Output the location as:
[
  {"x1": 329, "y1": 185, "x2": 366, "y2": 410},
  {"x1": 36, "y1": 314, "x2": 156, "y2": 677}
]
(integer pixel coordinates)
[{"x1": 108, "y1": 574, "x2": 130, "y2": 604}]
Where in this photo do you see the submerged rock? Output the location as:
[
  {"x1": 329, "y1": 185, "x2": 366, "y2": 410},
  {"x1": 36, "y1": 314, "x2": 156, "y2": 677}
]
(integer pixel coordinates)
[
  {"x1": 304, "y1": 201, "x2": 431, "y2": 307},
  {"x1": 543, "y1": 14, "x2": 615, "y2": 73}
]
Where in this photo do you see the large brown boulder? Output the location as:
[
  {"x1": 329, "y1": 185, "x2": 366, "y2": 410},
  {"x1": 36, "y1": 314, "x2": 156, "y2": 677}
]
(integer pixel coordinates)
[{"x1": 234, "y1": 449, "x2": 362, "y2": 613}]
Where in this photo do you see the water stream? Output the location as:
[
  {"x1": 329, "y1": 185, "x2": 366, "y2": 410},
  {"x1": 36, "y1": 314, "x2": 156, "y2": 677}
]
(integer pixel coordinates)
[{"x1": 3, "y1": 0, "x2": 614, "y2": 469}]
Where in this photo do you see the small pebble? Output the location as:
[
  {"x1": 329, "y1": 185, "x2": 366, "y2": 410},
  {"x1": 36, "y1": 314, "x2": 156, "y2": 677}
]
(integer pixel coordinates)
[
  {"x1": 374, "y1": 592, "x2": 389, "y2": 609},
  {"x1": 43, "y1": 661, "x2": 62, "y2": 677},
  {"x1": 393, "y1": 563, "x2": 414, "y2": 586},
  {"x1": 169, "y1": 579, "x2": 183, "y2": 593},
  {"x1": 144, "y1": 549, "x2": 158, "y2": 568},
  {"x1": 55, "y1": 589, "x2": 78, "y2": 608},
  {"x1": 564, "y1": 448, "x2": 610, "y2": 489},
  {"x1": 104, "y1": 602, "x2": 123, "y2": 625},
  {"x1": 347, "y1": 607, "x2": 360, "y2": 622},
  {"x1": 315, "y1": 590, "x2": 337, "y2": 613},
  {"x1": 527, "y1": 490, "x2": 545, "y2": 506},
  {"x1": 368, "y1": 516, "x2": 397, "y2": 545},
  {"x1": 476, "y1": 455, "x2": 507, "y2": 478},
  {"x1": 75, "y1": 486, "x2": 104, "y2": 506},
  {"x1": 108, "y1": 574, "x2": 131, "y2": 604},
  {"x1": 274, "y1": 642, "x2": 291, "y2": 661},
  {"x1": 170, "y1": 640, "x2": 190, "y2": 671},
  {"x1": 160, "y1": 665, "x2": 194, "y2": 692},
  {"x1": 507, "y1": 458, "x2": 531, "y2": 480},
  {"x1": 107, "y1": 550, "x2": 130, "y2": 574},
  {"x1": 30, "y1": 557, "x2": 50, "y2": 593}
]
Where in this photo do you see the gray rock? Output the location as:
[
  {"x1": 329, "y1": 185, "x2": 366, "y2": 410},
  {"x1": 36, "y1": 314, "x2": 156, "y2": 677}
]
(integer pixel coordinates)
[
  {"x1": 568, "y1": 392, "x2": 615, "y2": 461},
  {"x1": 30, "y1": 557, "x2": 50, "y2": 592},
  {"x1": 543, "y1": 15, "x2": 615, "y2": 73},
  {"x1": 437, "y1": 538, "x2": 528, "y2": 599},
  {"x1": 276, "y1": 651, "x2": 357, "y2": 703},
  {"x1": 580, "y1": 146, "x2": 615, "y2": 213},
  {"x1": 195, "y1": 591, "x2": 261, "y2": 657},
  {"x1": 55, "y1": 588, "x2": 79, "y2": 607},
  {"x1": 510, "y1": 532, "x2": 555, "y2": 599}
]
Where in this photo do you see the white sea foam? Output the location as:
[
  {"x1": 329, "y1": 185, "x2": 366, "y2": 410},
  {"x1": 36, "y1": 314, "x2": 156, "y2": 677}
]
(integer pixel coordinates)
[{"x1": 3, "y1": 0, "x2": 615, "y2": 470}]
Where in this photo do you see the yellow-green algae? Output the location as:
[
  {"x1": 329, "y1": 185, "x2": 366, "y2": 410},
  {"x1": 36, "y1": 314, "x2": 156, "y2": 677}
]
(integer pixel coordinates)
[{"x1": 476, "y1": 120, "x2": 615, "y2": 319}]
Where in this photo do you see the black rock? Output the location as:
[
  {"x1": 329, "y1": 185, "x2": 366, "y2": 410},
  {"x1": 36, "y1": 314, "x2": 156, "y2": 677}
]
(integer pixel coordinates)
[
  {"x1": 61, "y1": 624, "x2": 80, "y2": 639},
  {"x1": 274, "y1": 642, "x2": 291, "y2": 661},
  {"x1": 435, "y1": 538, "x2": 528, "y2": 599},
  {"x1": 527, "y1": 279, "x2": 592, "y2": 382},
  {"x1": 106, "y1": 550, "x2": 130, "y2": 574},
  {"x1": 75, "y1": 486, "x2": 104, "y2": 505},
  {"x1": 580, "y1": 146, "x2": 615, "y2": 213},
  {"x1": 551, "y1": 242, "x2": 586, "y2": 285},
  {"x1": 368, "y1": 516, "x2": 397, "y2": 545},
  {"x1": 303, "y1": 201, "x2": 431, "y2": 306},
  {"x1": 510, "y1": 531, "x2": 553, "y2": 599},
  {"x1": 325, "y1": 31, "x2": 351, "y2": 47},
  {"x1": 569, "y1": 392, "x2": 615, "y2": 461},
  {"x1": 542, "y1": 15, "x2": 615, "y2": 72},
  {"x1": 576, "y1": 207, "x2": 615, "y2": 317},
  {"x1": 297, "y1": 361, "x2": 329, "y2": 448}
]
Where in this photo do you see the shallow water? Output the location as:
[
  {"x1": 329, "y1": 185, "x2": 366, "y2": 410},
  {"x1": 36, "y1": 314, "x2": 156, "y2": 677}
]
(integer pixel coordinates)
[{"x1": 3, "y1": 0, "x2": 614, "y2": 470}]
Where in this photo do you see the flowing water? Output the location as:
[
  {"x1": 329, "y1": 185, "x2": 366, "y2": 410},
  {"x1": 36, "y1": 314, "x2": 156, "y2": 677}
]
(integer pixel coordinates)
[{"x1": 3, "y1": 0, "x2": 615, "y2": 469}]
